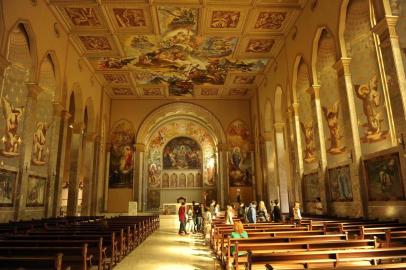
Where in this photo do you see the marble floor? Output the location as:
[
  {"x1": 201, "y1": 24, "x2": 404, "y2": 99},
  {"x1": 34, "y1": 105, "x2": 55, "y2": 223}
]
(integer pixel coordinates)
[{"x1": 114, "y1": 215, "x2": 221, "y2": 270}]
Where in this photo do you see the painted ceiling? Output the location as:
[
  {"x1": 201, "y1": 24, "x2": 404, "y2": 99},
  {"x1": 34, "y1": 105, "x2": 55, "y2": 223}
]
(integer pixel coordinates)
[{"x1": 50, "y1": 0, "x2": 302, "y2": 99}]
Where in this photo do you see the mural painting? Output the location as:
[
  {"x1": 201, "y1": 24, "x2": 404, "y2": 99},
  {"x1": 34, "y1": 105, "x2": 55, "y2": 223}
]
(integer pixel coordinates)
[
  {"x1": 65, "y1": 7, "x2": 101, "y2": 27},
  {"x1": 364, "y1": 152, "x2": 404, "y2": 201},
  {"x1": 246, "y1": 39, "x2": 274, "y2": 53},
  {"x1": 322, "y1": 101, "x2": 346, "y2": 154},
  {"x1": 103, "y1": 74, "x2": 128, "y2": 84},
  {"x1": 1, "y1": 97, "x2": 24, "y2": 157},
  {"x1": 300, "y1": 121, "x2": 317, "y2": 163},
  {"x1": 210, "y1": 11, "x2": 240, "y2": 28},
  {"x1": 355, "y1": 75, "x2": 388, "y2": 143},
  {"x1": 254, "y1": 12, "x2": 287, "y2": 30},
  {"x1": 0, "y1": 169, "x2": 16, "y2": 206},
  {"x1": 200, "y1": 88, "x2": 219, "y2": 96},
  {"x1": 229, "y1": 88, "x2": 249, "y2": 96},
  {"x1": 26, "y1": 175, "x2": 46, "y2": 207},
  {"x1": 187, "y1": 173, "x2": 194, "y2": 187},
  {"x1": 112, "y1": 87, "x2": 133, "y2": 96},
  {"x1": 79, "y1": 36, "x2": 112, "y2": 51},
  {"x1": 233, "y1": 75, "x2": 255, "y2": 85},
  {"x1": 113, "y1": 8, "x2": 146, "y2": 27},
  {"x1": 227, "y1": 120, "x2": 252, "y2": 187},
  {"x1": 143, "y1": 88, "x2": 162, "y2": 96},
  {"x1": 147, "y1": 190, "x2": 160, "y2": 209},
  {"x1": 328, "y1": 165, "x2": 353, "y2": 202},
  {"x1": 31, "y1": 122, "x2": 49, "y2": 165},
  {"x1": 303, "y1": 172, "x2": 320, "y2": 202},
  {"x1": 163, "y1": 137, "x2": 202, "y2": 170},
  {"x1": 157, "y1": 7, "x2": 198, "y2": 35},
  {"x1": 108, "y1": 120, "x2": 134, "y2": 188}
]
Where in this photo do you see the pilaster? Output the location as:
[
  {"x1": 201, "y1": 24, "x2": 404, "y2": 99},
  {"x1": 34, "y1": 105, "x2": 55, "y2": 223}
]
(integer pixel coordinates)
[{"x1": 134, "y1": 143, "x2": 145, "y2": 211}]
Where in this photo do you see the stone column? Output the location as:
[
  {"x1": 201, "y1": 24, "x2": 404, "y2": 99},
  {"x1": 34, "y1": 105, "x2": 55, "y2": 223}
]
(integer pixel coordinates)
[
  {"x1": 81, "y1": 132, "x2": 97, "y2": 216},
  {"x1": 14, "y1": 83, "x2": 43, "y2": 220},
  {"x1": 262, "y1": 132, "x2": 278, "y2": 203},
  {"x1": 274, "y1": 122, "x2": 289, "y2": 213},
  {"x1": 292, "y1": 102, "x2": 304, "y2": 202},
  {"x1": 334, "y1": 58, "x2": 366, "y2": 217},
  {"x1": 103, "y1": 143, "x2": 111, "y2": 212},
  {"x1": 134, "y1": 143, "x2": 145, "y2": 212},
  {"x1": 45, "y1": 102, "x2": 64, "y2": 217},
  {"x1": 90, "y1": 136, "x2": 101, "y2": 215},
  {"x1": 217, "y1": 143, "x2": 228, "y2": 207},
  {"x1": 311, "y1": 85, "x2": 328, "y2": 213},
  {"x1": 66, "y1": 122, "x2": 84, "y2": 216}
]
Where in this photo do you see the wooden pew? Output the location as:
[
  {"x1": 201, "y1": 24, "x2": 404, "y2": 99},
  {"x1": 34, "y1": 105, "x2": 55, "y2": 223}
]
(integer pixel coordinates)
[
  {"x1": 266, "y1": 262, "x2": 406, "y2": 270},
  {"x1": 0, "y1": 253, "x2": 65, "y2": 270}
]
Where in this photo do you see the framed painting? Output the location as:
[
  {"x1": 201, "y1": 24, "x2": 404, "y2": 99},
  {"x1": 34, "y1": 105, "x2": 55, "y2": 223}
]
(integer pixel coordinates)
[
  {"x1": 0, "y1": 169, "x2": 16, "y2": 207},
  {"x1": 364, "y1": 152, "x2": 405, "y2": 201},
  {"x1": 26, "y1": 175, "x2": 47, "y2": 207},
  {"x1": 328, "y1": 164, "x2": 353, "y2": 202},
  {"x1": 302, "y1": 172, "x2": 320, "y2": 202}
]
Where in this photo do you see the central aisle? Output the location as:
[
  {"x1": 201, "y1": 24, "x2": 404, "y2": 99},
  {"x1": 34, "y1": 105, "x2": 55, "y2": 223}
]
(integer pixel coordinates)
[{"x1": 114, "y1": 215, "x2": 221, "y2": 270}]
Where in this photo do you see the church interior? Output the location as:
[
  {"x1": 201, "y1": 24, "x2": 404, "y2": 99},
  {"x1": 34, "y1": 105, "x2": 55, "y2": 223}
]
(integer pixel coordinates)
[{"x1": 1, "y1": 0, "x2": 406, "y2": 269}]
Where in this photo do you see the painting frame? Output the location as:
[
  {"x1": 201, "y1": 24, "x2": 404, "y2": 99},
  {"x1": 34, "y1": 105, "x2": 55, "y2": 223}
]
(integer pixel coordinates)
[
  {"x1": 363, "y1": 149, "x2": 405, "y2": 201},
  {"x1": 26, "y1": 175, "x2": 47, "y2": 207},
  {"x1": 0, "y1": 169, "x2": 17, "y2": 207},
  {"x1": 327, "y1": 164, "x2": 353, "y2": 202}
]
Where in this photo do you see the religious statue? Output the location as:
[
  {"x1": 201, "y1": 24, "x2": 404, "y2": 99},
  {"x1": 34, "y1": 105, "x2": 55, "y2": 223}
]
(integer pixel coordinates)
[
  {"x1": 148, "y1": 163, "x2": 159, "y2": 187},
  {"x1": 32, "y1": 121, "x2": 49, "y2": 165},
  {"x1": 355, "y1": 75, "x2": 386, "y2": 142},
  {"x1": 300, "y1": 121, "x2": 317, "y2": 163},
  {"x1": 322, "y1": 101, "x2": 345, "y2": 154},
  {"x1": 1, "y1": 97, "x2": 24, "y2": 157}
]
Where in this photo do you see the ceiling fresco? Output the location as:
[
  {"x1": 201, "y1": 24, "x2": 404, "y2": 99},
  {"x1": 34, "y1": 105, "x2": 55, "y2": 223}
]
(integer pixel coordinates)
[{"x1": 50, "y1": 0, "x2": 302, "y2": 99}]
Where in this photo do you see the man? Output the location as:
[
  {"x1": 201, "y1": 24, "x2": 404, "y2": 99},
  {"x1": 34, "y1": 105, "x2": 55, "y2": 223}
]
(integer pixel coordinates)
[
  {"x1": 247, "y1": 201, "x2": 257, "y2": 223},
  {"x1": 178, "y1": 202, "x2": 187, "y2": 235}
]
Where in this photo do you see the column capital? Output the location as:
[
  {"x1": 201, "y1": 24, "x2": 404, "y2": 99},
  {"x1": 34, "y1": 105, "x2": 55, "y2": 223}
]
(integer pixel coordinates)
[
  {"x1": 52, "y1": 102, "x2": 65, "y2": 116},
  {"x1": 217, "y1": 143, "x2": 229, "y2": 151},
  {"x1": 25, "y1": 82, "x2": 44, "y2": 98},
  {"x1": 291, "y1": 102, "x2": 299, "y2": 116},
  {"x1": 311, "y1": 84, "x2": 321, "y2": 99},
  {"x1": 372, "y1": 16, "x2": 399, "y2": 38},
  {"x1": 71, "y1": 122, "x2": 85, "y2": 134},
  {"x1": 334, "y1": 57, "x2": 352, "y2": 76},
  {"x1": 262, "y1": 132, "x2": 273, "y2": 142},
  {"x1": 134, "y1": 143, "x2": 145, "y2": 152},
  {"x1": 274, "y1": 121, "x2": 285, "y2": 131}
]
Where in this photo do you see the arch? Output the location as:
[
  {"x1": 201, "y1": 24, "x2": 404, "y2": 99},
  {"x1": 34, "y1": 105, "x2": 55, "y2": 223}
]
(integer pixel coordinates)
[
  {"x1": 5, "y1": 20, "x2": 38, "y2": 80},
  {"x1": 37, "y1": 51, "x2": 62, "y2": 101},
  {"x1": 136, "y1": 102, "x2": 226, "y2": 146},
  {"x1": 338, "y1": 0, "x2": 351, "y2": 58},
  {"x1": 264, "y1": 99, "x2": 273, "y2": 132},
  {"x1": 311, "y1": 26, "x2": 339, "y2": 85},
  {"x1": 291, "y1": 55, "x2": 304, "y2": 102},
  {"x1": 68, "y1": 82, "x2": 84, "y2": 123},
  {"x1": 274, "y1": 86, "x2": 284, "y2": 123}
]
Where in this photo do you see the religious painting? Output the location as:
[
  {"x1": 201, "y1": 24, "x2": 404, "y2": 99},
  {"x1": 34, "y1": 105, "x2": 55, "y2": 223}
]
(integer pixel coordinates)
[
  {"x1": 64, "y1": 7, "x2": 101, "y2": 27},
  {"x1": 168, "y1": 80, "x2": 194, "y2": 97},
  {"x1": 170, "y1": 173, "x2": 178, "y2": 188},
  {"x1": 157, "y1": 7, "x2": 198, "y2": 35},
  {"x1": 300, "y1": 121, "x2": 317, "y2": 163},
  {"x1": 113, "y1": 8, "x2": 146, "y2": 27},
  {"x1": 1, "y1": 97, "x2": 24, "y2": 158},
  {"x1": 228, "y1": 120, "x2": 252, "y2": 187},
  {"x1": 148, "y1": 163, "x2": 161, "y2": 188},
  {"x1": 163, "y1": 137, "x2": 202, "y2": 170},
  {"x1": 187, "y1": 173, "x2": 194, "y2": 187},
  {"x1": 364, "y1": 152, "x2": 404, "y2": 201},
  {"x1": 322, "y1": 101, "x2": 346, "y2": 154},
  {"x1": 79, "y1": 36, "x2": 112, "y2": 51},
  {"x1": 108, "y1": 120, "x2": 134, "y2": 188},
  {"x1": 211, "y1": 11, "x2": 240, "y2": 28},
  {"x1": 143, "y1": 88, "x2": 162, "y2": 96},
  {"x1": 112, "y1": 87, "x2": 133, "y2": 96},
  {"x1": 147, "y1": 190, "x2": 160, "y2": 209},
  {"x1": 31, "y1": 122, "x2": 49, "y2": 166},
  {"x1": 200, "y1": 88, "x2": 219, "y2": 96},
  {"x1": 254, "y1": 12, "x2": 286, "y2": 30},
  {"x1": 328, "y1": 165, "x2": 353, "y2": 202},
  {"x1": 162, "y1": 173, "x2": 169, "y2": 188},
  {"x1": 229, "y1": 88, "x2": 249, "y2": 96},
  {"x1": 122, "y1": 35, "x2": 157, "y2": 56},
  {"x1": 303, "y1": 172, "x2": 320, "y2": 202},
  {"x1": 246, "y1": 39, "x2": 274, "y2": 53},
  {"x1": 354, "y1": 75, "x2": 388, "y2": 143},
  {"x1": 26, "y1": 175, "x2": 46, "y2": 207},
  {"x1": 103, "y1": 73, "x2": 128, "y2": 84},
  {"x1": 179, "y1": 173, "x2": 186, "y2": 187},
  {"x1": 0, "y1": 169, "x2": 16, "y2": 207},
  {"x1": 233, "y1": 75, "x2": 255, "y2": 85},
  {"x1": 201, "y1": 37, "x2": 238, "y2": 58}
]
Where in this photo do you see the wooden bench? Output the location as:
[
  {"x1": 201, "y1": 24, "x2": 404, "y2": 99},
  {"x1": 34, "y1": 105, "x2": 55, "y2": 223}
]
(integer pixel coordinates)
[{"x1": 0, "y1": 253, "x2": 66, "y2": 270}]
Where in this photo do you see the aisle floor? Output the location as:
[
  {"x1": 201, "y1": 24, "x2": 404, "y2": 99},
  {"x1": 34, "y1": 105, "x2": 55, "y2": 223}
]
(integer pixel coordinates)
[{"x1": 114, "y1": 215, "x2": 221, "y2": 270}]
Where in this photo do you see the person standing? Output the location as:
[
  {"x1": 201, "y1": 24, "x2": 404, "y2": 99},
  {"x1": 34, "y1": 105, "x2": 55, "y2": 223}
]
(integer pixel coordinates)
[
  {"x1": 225, "y1": 204, "x2": 234, "y2": 225},
  {"x1": 314, "y1": 197, "x2": 323, "y2": 215},
  {"x1": 195, "y1": 203, "x2": 203, "y2": 232},
  {"x1": 178, "y1": 202, "x2": 187, "y2": 235},
  {"x1": 247, "y1": 201, "x2": 257, "y2": 223},
  {"x1": 273, "y1": 200, "x2": 281, "y2": 222},
  {"x1": 203, "y1": 206, "x2": 212, "y2": 245},
  {"x1": 257, "y1": 201, "x2": 269, "y2": 222},
  {"x1": 186, "y1": 206, "x2": 195, "y2": 234},
  {"x1": 293, "y1": 201, "x2": 302, "y2": 224},
  {"x1": 214, "y1": 203, "x2": 221, "y2": 218}
]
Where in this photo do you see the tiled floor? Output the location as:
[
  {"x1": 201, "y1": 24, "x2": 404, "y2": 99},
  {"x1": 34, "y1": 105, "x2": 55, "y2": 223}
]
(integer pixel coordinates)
[{"x1": 114, "y1": 215, "x2": 221, "y2": 270}]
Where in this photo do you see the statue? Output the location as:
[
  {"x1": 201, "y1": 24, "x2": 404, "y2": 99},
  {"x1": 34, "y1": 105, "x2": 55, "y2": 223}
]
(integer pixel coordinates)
[
  {"x1": 355, "y1": 75, "x2": 387, "y2": 142},
  {"x1": 32, "y1": 122, "x2": 49, "y2": 165},
  {"x1": 300, "y1": 121, "x2": 317, "y2": 163},
  {"x1": 1, "y1": 97, "x2": 24, "y2": 157},
  {"x1": 322, "y1": 101, "x2": 345, "y2": 154}
]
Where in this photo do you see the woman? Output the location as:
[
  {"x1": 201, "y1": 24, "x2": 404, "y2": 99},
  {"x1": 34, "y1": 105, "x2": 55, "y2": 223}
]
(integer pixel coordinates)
[
  {"x1": 214, "y1": 203, "x2": 221, "y2": 218},
  {"x1": 257, "y1": 201, "x2": 269, "y2": 222},
  {"x1": 293, "y1": 201, "x2": 302, "y2": 224},
  {"x1": 230, "y1": 221, "x2": 248, "y2": 256},
  {"x1": 225, "y1": 205, "x2": 234, "y2": 225},
  {"x1": 186, "y1": 206, "x2": 195, "y2": 234}
]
